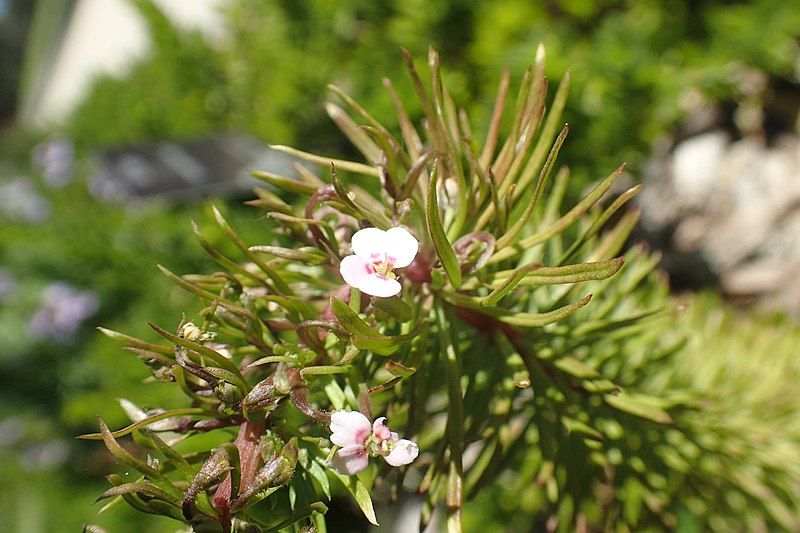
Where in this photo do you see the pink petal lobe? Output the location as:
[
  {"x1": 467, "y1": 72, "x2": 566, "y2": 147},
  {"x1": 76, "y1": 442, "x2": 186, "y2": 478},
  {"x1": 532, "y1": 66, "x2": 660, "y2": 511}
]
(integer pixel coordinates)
[
  {"x1": 384, "y1": 227, "x2": 419, "y2": 268},
  {"x1": 372, "y1": 417, "x2": 392, "y2": 441},
  {"x1": 358, "y1": 274, "x2": 401, "y2": 298},
  {"x1": 330, "y1": 410, "x2": 372, "y2": 447},
  {"x1": 330, "y1": 445, "x2": 369, "y2": 475},
  {"x1": 351, "y1": 227, "x2": 387, "y2": 261},
  {"x1": 340, "y1": 255, "x2": 373, "y2": 289}
]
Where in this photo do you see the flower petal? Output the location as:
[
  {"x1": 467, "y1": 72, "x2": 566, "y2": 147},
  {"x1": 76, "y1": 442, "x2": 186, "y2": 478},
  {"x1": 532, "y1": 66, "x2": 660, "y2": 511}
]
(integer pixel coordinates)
[
  {"x1": 383, "y1": 439, "x2": 419, "y2": 467},
  {"x1": 330, "y1": 445, "x2": 369, "y2": 475},
  {"x1": 384, "y1": 227, "x2": 419, "y2": 268},
  {"x1": 340, "y1": 255, "x2": 373, "y2": 288},
  {"x1": 330, "y1": 410, "x2": 372, "y2": 447},
  {"x1": 372, "y1": 417, "x2": 392, "y2": 442},
  {"x1": 351, "y1": 227, "x2": 387, "y2": 262},
  {"x1": 358, "y1": 274, "x2": 401, "y2": 298}
]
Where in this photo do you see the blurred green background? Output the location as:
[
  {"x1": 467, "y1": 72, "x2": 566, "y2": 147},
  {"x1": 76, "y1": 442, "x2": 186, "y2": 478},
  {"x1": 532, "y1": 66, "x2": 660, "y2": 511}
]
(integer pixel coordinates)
[{"x1": 1, "y1": 0, "x2": 799, "y2": 530}]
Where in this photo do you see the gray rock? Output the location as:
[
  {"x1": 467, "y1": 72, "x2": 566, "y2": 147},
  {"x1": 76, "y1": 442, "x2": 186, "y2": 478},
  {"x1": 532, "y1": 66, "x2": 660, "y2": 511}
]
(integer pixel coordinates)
[{"x1": 639, "y1": 128, "x2": 800, "y2": 315}]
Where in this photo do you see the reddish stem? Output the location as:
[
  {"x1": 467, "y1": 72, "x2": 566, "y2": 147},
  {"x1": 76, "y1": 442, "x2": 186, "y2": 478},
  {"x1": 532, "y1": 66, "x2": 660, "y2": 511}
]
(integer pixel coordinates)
[{"x1": 212, "y1": 420, "x2": 265, "y2": 532}]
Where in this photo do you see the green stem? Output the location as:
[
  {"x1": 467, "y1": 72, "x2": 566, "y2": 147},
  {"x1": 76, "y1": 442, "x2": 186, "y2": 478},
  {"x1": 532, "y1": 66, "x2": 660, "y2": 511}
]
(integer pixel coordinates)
[{"x1": 436, "y1": 304, "x2": 464, "y2": 533}]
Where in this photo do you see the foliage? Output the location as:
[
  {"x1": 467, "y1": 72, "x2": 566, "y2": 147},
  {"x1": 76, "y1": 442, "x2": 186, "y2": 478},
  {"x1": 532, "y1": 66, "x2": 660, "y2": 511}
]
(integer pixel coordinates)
[
  {"x1": 466, "y1": 291, "x2": 800, "y2": 531},
  {"x1": 66, "y1": 0, "x2": 800, "y2": 186},
  {"x1": 83, "y1": 46, "x2": 713, "y2": 532},
  {"x1": 6, "y1": 1, "x2": 798, "y2": 530},
  {"x1": 0, "y1": 131, "x2": 268, "y2": 531},
  {"x1": 65, "y1": 0, "x2": 229, "y2": 148}
]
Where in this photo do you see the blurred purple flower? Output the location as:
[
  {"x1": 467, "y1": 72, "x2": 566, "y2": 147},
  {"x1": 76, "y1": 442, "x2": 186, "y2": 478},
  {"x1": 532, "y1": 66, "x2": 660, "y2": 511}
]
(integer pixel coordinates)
[
  {"x1": 19, "y1": 439, "x2": 70, "y2": 472},
  {"x1": 0, "y1": 178, "x2": 51, "y2": 222},
  {"x1": 31, "y1": 138, "x2": 74, "y2": 188},
  {"x1": 28, "y1": 282, "x2": 100, "y2": 342},
  {"x1": 0, "y1": 416, "x2": 24, "y2": 447}
]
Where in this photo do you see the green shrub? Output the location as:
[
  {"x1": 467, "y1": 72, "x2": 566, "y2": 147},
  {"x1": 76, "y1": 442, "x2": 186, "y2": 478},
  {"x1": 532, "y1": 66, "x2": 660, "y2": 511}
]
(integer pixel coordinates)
[{"x1": 80, "y1": 45, "x2": 748, "y2": 532}]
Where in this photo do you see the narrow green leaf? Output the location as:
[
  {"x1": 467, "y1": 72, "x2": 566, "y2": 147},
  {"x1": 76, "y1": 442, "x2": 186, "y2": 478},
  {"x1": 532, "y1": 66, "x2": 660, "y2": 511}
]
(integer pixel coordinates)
[
  {"x1": 562, "y1": 417, "x2": 604, "y2": 441},
  {"x1": 426, "y1": 167, "x2": 462, "y2": 288},
  {"x1": 436, "y1": 305, "x2": 464, "y2": 533},
  {"x1": 495, "y1": 124, "x2": 568, "y2": 249},
  {"x1": 498, "y1": 295, "x2": 592, "y2": 327},
  {"x1": 246, "y1": 187, "x2": 293, "y2": 214},
  {"x1": 351, "y1": 321, "x2": 426, "y2": 356},
  {"x1": 300, "y1": 365, "x2": 351, "y2": 378},
  {"x1": 372, "y1": 295, "x2": 413, "y2": 322},
  {"x1": 484, "y1": 258, "x2": 624, "y2": 288},
  {"x1": 249, "y1": 245, "x2": 327, "y2": 265},
  {"x1": 144, "y1": 500, "x2": 185, "y2": 521},
  {"x1": 251, "y1": 170, "x2": 318, "y2": 195},
  {"x1": 191, "y1": 220, "x2": 274, "y2": 291},
  {"x1": 488, "y1": 164, "x2": 626, "y2": 264},
  {"x1": 348, "y1": 185, "x2": 394, "y2": 229},
  {"x1": 514, "y1": 71, "x2": 571, "y2": 202},
  {"x1": 383, "y1": 76, "x2": 423, "y2": 160},
  {"x1": 604, "y1": 391, "x2": 674, "y2": 424},
  {"x1": 463, "y1": 438, "x2": 499, "y2": 498},
  {"x1": 254, "y1": 294, "x2": 317, "y2": 322},
  {"x1": 329, "y1": 164, "x2": 363, "y2": 216},
  {"x1": 330, "y1": 296, "x2": 380, "y2": 338},
  {"x1": 264, "y1": 502, "x2": 329, "y2": 532},
  {"x1": 97, "y1": 327, "x2": 173, "y2": 356},
  {"x1": 589, "y1": 208, "x2": 641, "y2": 262},
  {"x1": 103, "y1": 475, "x2": 156, "y2": 516},
  {"x1": 148, "y1": 323, "x2": 245, "y2": 381},
  {"x1": 554, "y1": 357, "x2": 599, "y2": 379},
  {"x1": 478, "y1": 68, "x2": 511, "y2": 169},
  {"x1": 582, "y1": 379, "x2": 620, "y2": 394},
  {"x1": 269, "y1": 144, "x2": 379, "y2": 177},
  {"x1": 156, "y1": 264, "x2": 222, "y2": 301},
  {"x1": 96, "y1": 419, "x2": 178, "y2": 496},
  {"x1": 573, "y1": 308, "x2": 667, "y2": 337},
  {"x1": 495, "y1": 68, "x2": 547, "y2": 188},
  {"x1": 335, "y1": 344, "x2": 362, "y2": 366},
  {"x1": 325, "y1": 102, "x2": 381, "y2": 163},
  {"x1": 267, "y1": 212, "x2": 327, "y2": 226},
  {"x1": 142, "y1": 432, "x2": 220, "y2": 521},
  {"x1": 489, "y1": 67, "x2": 533, "y2": 184},
  {"x1": 291, "y1": 162, "x2": 326, "y2": 188},
  {"x1": 481, "y1": 262, "x2": 541, "y2": 306},
  {"x1": 77, "y1": 408, "x2": 209, "y2": 440},
  {"x1": 385, "y1": 359, "x2": 416, "y2": 377},
  {"x1": 330, "y1": 472, "x2": 378, "y2": 525},
  {"x1": 140, "y1": 430, "x2": 194, "y2": 481},
  {"x1": 328, "y1": 84, "x2": 395, "y2": 141},
  {"x1": 559, "y1": 184, "x2": 642, "y2": 264},
  {"x1": 96, "y1": 482, "x2": 181, "y2": 508},
  {"x1": 399, "y1": 151, "x2": 437, "y2": 201},
  {"x1": 211, "y1": 206, "x2": 293, "y2": 295},
  {"x1": 301, "y1": 454, "x2": 331, "y2": 499}
]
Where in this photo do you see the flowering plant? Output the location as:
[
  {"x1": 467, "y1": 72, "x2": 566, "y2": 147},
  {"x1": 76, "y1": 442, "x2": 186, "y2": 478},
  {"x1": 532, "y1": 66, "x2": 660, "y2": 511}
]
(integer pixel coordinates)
[{"x1": 82, "y1": 47, "x2": 679, "y2": 532}]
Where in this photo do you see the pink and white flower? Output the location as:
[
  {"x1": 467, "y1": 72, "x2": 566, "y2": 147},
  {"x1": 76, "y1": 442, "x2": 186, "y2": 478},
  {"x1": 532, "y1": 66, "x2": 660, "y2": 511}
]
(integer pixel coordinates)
[
  {"x1": 339, "y1": 227, "x2": 419, "y2": 298},
  {"x1": 328, "y1": 410, "x2": 419, "y2": 475}
]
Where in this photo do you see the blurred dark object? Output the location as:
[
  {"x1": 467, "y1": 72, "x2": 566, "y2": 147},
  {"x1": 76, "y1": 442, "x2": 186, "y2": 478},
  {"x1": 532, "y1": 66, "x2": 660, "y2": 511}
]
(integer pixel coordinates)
[
  {"x1": 0, "y1": 0, "x2": 36, "y2": 126},
  {"x1": 638, "y1": 73, "x2": 800, "y2": 315},
  {"x1": 89, "y1": 134, "x2": 299, "y2": 202}
]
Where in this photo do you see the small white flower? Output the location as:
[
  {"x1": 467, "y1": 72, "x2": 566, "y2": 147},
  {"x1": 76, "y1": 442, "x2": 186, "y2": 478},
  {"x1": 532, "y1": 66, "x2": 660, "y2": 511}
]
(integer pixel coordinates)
[
  {"x1": 339, "y1": 227, "x2": 419, "y2": 297},
  {"x1": 328, "y1": 410, "x2": 419, "y2": 475},
  {"x1": 329, "y1": 411, "x2": 372, "y2": 475}
]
